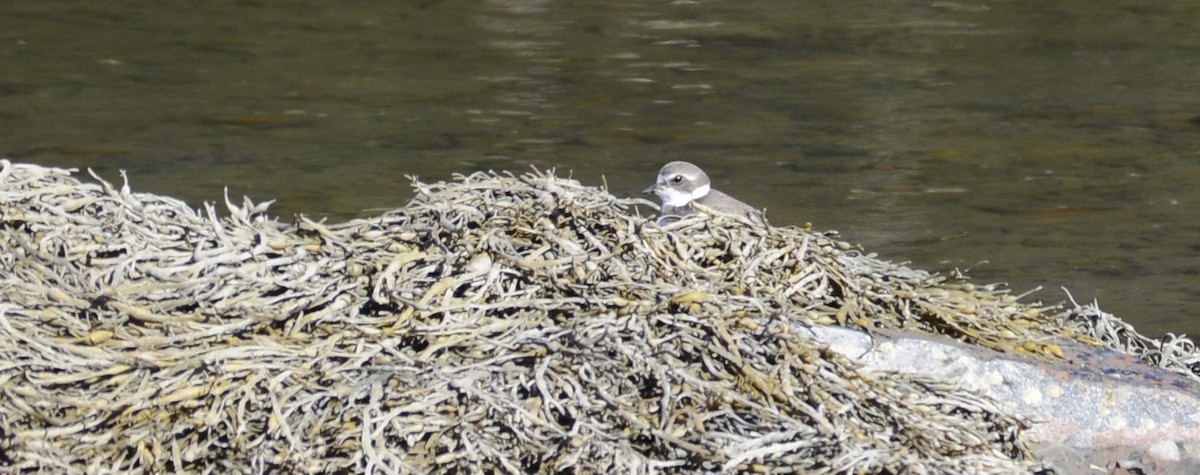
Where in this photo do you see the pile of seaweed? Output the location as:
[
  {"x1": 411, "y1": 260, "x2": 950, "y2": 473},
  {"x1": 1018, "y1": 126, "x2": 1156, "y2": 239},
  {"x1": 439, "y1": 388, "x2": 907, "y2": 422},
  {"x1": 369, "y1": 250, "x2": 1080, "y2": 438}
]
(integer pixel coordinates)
[{"x1": 0, "y1": 160, "x2": 1195, "y2": 474}]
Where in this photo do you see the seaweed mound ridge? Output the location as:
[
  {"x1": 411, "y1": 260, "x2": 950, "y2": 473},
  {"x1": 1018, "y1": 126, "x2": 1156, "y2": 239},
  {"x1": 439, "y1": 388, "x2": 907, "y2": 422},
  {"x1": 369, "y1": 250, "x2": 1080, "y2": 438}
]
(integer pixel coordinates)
[{"x1": 0, "y1": 160, "x2": 1194, "y2": 474}]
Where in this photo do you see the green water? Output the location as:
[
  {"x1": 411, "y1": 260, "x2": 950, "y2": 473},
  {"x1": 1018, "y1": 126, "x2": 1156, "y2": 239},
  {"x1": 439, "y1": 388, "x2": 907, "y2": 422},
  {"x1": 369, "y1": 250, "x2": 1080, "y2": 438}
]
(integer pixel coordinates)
[{"x1": 2, "y1": 0, "x2": 1199, "y2": 337}]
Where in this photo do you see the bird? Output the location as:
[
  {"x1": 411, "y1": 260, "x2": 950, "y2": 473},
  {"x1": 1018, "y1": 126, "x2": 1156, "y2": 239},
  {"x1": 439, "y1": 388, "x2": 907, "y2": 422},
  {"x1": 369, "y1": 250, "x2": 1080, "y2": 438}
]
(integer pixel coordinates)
[{"x1": 642, "y1": 161, "x2": 764, "y2": 225}]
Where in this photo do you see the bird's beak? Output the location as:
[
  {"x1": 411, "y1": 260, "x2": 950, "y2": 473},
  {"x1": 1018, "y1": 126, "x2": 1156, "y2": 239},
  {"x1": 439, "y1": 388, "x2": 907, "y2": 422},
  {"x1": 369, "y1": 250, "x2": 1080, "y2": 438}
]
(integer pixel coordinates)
[{"x1": 642, "y1": 184, "x2": 658, "y2": 195}]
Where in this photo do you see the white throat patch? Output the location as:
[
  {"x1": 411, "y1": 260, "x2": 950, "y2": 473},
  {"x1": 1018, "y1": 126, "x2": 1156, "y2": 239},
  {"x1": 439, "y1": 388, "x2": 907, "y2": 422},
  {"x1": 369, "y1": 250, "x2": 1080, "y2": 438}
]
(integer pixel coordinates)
[
  {"x1": 659, "y1": 183, "x2": 709, "y2": 207},
  {"x1": 659, "y1": 188, "x2": 693, "y2": 207}
]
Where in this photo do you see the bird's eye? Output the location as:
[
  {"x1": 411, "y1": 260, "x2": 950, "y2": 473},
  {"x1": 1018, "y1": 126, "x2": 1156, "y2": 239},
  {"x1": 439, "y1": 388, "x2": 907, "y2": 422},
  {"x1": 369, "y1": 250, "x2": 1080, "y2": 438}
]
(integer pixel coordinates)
[{"x1": 671, "y1": 175, "x2": 683, "y2": 183}]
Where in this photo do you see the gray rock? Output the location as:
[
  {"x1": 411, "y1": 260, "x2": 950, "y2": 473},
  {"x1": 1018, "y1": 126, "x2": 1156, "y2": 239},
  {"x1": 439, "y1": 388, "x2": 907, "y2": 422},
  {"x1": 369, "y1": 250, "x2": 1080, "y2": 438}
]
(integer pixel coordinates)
[{"x1": 800, "y1": 324, "x2": 1200, "y2": 474}]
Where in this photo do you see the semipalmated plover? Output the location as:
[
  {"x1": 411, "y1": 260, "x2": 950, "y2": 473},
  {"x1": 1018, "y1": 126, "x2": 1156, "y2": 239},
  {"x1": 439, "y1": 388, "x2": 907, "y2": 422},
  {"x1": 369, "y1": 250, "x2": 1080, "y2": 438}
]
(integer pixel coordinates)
[{"x1": 642, "y1": 161, "x2": 763, "y2": 225}]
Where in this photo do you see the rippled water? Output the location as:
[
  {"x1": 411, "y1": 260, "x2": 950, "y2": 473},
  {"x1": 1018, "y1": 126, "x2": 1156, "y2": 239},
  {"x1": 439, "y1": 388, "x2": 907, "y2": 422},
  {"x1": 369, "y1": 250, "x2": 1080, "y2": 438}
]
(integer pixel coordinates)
[{"x1": 3, "y1": 0, "x2": 1198, "y2": 337}]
